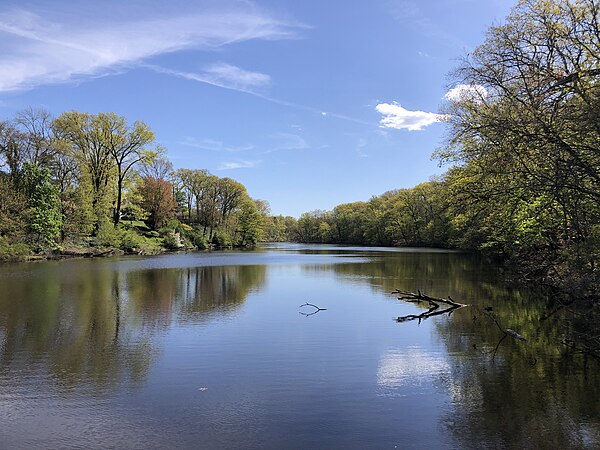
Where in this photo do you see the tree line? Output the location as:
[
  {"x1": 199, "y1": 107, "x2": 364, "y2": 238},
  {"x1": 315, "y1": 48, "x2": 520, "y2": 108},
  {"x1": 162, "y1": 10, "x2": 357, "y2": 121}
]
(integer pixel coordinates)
[
  {"x1": 0, "y1": 109, "x2": 269, "y2": 258},
  {"x1": 1, "y1": 0, "x2": 598, "y2": 298},
  {"x1": 283, "y1": 0, "x2": 600, "y2": 296}
]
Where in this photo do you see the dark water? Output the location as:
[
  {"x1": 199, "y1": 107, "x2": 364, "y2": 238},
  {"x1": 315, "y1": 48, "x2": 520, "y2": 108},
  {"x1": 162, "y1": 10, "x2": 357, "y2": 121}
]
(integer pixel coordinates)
[{"x1": 0, "y1": 243, "x2": 599, "y2": 449}]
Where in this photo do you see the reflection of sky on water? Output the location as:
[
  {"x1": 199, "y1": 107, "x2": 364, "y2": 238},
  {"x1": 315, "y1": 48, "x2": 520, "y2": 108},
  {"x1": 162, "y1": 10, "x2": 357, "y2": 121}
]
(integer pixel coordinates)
[{"x1": 377, "y1": 347, "x2": 450, "y2": 394}]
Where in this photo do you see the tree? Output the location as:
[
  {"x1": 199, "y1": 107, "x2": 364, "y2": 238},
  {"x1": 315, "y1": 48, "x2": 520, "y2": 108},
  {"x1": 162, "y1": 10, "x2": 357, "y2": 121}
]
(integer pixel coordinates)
[
  {"x1": 0, "y1": 120, "x2": 23, "y2": 178},
  {"x1": 297, "y1": 210, "x2": 330, "y2": 243},
  {"x1": 331, "y1": 202, "x2": 368, "y2": 243},
  {"x1": 442, "y1": 0, "x2": 600, "y2": 286},
  {"x1": 0, "y1": 174, "x2": 26, "y2": 238},
  {"x1": 53, "y1": 112, "x2": 116, "y2": 230},
  {"x1": 19, "y1": 163, "x2": 62, "y2": 248},
  {"x1": 136, "y1": 176, "x2": 177, "y2": 230},
  {"x1": 139, "y1": 149, "x2": 172, "y2": 179},
  {"x1": 14, "y1": 108, "x2": 56, "y2": 171},
  {"x1": 237, "y1": 198, "x2": 265, "y2": 246},
  {"x1": 217, "y1": 178, "x2": 247, "y2": 223},
  {"x1": 100, "y1": 113, "x2": 154, "y2": 224}
]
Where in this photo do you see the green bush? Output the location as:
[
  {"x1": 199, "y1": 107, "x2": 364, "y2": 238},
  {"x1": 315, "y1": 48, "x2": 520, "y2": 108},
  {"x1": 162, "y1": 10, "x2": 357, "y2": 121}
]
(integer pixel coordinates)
[
  {"x1": 0, "y1": 236, "x2": 32, "y2": 261},
  {"x1": 120, "y1": 228, "x2": 144, "y2": 253},
  {"x1": 211, "y1": 230, "x2": 233, "y2": 248},
  {"x1": 183, "y1": 229, "x2": 209, "y2": 250},
  {"x1": 160, "y1": 219, "x2": 184, "y2": 234},
  {"x1": 162, "y1": 231, "x2": 183, "y2": 250},
  {"x1": 94, "y1": 221, "x2": 122, "y2": 247}
]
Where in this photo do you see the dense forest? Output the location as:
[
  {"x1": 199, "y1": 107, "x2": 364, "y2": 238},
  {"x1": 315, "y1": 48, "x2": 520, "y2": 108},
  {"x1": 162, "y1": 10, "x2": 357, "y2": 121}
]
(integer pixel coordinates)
[{"x1": 0, "y1": 0, "x2": 598, "y2": 300}]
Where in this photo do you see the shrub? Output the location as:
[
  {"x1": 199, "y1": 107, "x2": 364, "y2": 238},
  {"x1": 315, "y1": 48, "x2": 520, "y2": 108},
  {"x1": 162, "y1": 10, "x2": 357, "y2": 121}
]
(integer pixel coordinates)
[
  {"x1": 0, "y1": 236, "x2": 32, "y2": 261},
  {"x1": 94, "y1": 221, "x2": 122, "y2": 247},
  {"x1": 184, "y1": 229, "x2": 209, "y2": 250},
  {"x1": 211, "y1": 230, "x2": 233, "y2": 247},
  {"x1": 162, "y1": 231, "x2": 183, "y2": 250},
  {"x1": 120, "y1": 228, "x2": 144, "y2": 253}
]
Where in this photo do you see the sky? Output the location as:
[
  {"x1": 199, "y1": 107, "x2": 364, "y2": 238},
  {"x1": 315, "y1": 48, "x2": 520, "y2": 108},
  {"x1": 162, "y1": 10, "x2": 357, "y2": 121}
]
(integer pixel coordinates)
[{"x1": 0, "y1": 0, "x2": 514, "y2": 217}]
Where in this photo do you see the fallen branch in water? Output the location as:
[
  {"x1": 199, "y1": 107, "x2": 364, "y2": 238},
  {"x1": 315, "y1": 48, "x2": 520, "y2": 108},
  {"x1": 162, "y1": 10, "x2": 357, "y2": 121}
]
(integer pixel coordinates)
[
  {"x1": 391, "y1": 289, "x2": 468, "y2": 323},
  {"x1": 485, "y1": 310, "x2": 527, "y2": 342},
  {"x1": 299, "y1": 303, "x2": 327, "y2": 317},
  {"x1": 481, "y1": 310, "x2": 528, "y2": 358}
]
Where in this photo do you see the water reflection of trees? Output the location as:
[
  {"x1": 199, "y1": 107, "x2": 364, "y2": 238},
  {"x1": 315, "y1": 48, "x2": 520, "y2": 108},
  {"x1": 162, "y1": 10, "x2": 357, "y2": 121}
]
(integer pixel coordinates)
[
  {"x1": 435, "y1": 286, "x2": 600, "y2": 450},
  {"x1": 320, "y1": 252, "x2": 492, "y2": 298},
  {"x1": 325, "y1": 253, "x2": 600, "y2": 448},
  {"x1": 0, "y1": 264, "x2": 152, "y2": 391},
  {"x1": 126, "y1": 264, "x2": 266, "y2": 324},
  {"x1": 0, "y1": 262, "x2": 266, "y2": 392}
]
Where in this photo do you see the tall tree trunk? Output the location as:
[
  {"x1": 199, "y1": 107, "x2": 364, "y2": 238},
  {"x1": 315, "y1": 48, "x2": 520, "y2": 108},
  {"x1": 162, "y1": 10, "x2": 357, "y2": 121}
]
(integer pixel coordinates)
[{"x1": 114, "y1": 176, "x2": 123, "y2": 224}]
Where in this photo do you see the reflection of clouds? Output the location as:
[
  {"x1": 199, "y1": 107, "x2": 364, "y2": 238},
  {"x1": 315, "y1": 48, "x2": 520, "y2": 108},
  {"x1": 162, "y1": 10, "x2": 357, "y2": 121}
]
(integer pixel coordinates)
[{"x1": 377, "y1": 347, "x2": 450, "y2": 390}]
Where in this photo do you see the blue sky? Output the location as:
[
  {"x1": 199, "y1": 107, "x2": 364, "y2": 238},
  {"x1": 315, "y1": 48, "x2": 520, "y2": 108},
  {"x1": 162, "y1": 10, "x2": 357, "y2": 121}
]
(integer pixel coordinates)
[{"x1": 0, "y1": 0, "x2": 513, "y2": 217}]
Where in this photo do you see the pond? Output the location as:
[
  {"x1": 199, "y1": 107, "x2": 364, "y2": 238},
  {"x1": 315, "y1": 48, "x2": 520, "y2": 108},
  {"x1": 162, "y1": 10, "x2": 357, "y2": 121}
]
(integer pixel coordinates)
[{"x1": 0, "y1": 243, "x2": 599, "y2": 449}]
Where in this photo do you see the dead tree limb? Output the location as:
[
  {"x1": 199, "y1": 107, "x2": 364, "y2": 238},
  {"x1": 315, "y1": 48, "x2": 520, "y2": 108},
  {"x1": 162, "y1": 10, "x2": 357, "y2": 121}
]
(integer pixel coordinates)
[
  {"x1": 392, "y1": 289, "x2": 468, "y2": 308},
  {"x1": 391, "y1": 289, "x2": 468, "y2": 323},
  {"x1": 299, "y1": 303, "x2": 327, "y2": 317}
]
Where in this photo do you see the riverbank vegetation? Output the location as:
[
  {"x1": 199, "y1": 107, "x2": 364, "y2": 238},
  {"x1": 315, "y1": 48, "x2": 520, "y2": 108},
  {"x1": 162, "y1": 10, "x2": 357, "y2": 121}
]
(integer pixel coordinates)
[{"x1": 0, "y1": 110, "x2": 270, "y2": 260}]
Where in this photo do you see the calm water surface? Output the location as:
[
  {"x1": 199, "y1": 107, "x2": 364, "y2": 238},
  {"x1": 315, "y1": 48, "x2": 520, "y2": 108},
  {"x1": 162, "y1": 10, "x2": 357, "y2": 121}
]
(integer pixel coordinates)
[{"x1": 0, "y1": 243, "x2": 599, "y2": 449}]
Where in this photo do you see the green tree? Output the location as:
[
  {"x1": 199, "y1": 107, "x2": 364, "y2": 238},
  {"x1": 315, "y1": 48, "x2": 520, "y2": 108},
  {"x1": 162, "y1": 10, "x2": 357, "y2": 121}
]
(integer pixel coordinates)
[
  {"x1": 0, "y1": 174, "x2": 26, "y2": 238},
  {"x1": 19, "y1": 163, "x2": 62, "y2": 249},
  {"x1": 237, "y1": 198, "x2": 265, "y2": 246},
  {"x1": 53, "y1": 112, "x2": 116, "y2": 231},
  {"x1": 100, "y1": 113, "x2": 155, "y2": 224},
  {"x1": 441, "y1": 0, "x2": 600, "y2": 288}
]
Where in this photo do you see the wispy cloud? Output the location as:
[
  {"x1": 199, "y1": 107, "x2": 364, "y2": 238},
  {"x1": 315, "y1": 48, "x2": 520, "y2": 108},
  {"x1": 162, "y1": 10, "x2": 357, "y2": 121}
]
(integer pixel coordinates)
[
  {"x1": 385, "y1": 0, "x2": 467, "y2": 50},
  {"x1": 148, "y1": 64, "x2": 271, "y2": 95},
  {"x1": 375, "y1": 102, "x2": 444, "y2": 131},
  {"x1": 179, "y1": 137, "x2": 254, "y2": 153},
  {"x1": 265, "y1": 132, "x2": 309, "y2": 153},
  {"x1": 356, "y1": 138, "x2": 368, "y2": 157},
  {"x1": 218, "y1": 160, "x2": 259, "y2": 170},
  {"x1": 152, "y1": 64, "x2": 375, "y2": 125},
  {"x1": 0, "y1": 4, "x2": 300, "y2": 92}
]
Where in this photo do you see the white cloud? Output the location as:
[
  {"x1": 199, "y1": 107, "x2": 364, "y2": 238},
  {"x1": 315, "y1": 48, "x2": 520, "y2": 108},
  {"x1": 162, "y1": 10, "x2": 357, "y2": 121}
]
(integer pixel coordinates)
[
  {"x1": 0, "y1": 5, "x2": 300, "y2": 92},
  {"x1": 375, "y1": 102, "x2": 444, "y2": 131},
  {"x1": 149, "y1": 64, "x2": 270, "y2": 94},
  {"x1": 218, "y1": 160, "x2": 259, "y2": 170},
  {"x1": 444, "y1": 84, "x2": 488, "y2": 102},
  {"x1": 204, "y1": 63, "x2": 270, "y2": 89}
]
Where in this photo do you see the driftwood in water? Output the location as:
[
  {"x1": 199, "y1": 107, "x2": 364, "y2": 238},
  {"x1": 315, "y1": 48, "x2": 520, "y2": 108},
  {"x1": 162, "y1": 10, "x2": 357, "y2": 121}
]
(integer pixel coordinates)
[
  {"x1": 392, "y1": 289, "x2": 468, "y2": 323},
  {"x1": 299, "y1": 303, "x2": 327, "y2": 317}
]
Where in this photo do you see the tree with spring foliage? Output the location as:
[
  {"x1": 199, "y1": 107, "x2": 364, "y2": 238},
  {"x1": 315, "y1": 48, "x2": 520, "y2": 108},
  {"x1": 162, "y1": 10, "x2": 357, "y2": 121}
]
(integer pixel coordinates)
[
  {"x1": 52, "y1": 112, "x2": 116, "y2": 231},
  {"x1": 53, "y1": 112, "x2": 155, "y2": 229},
  {"x1": 19, "y1": 163, "x2": 62, "y2": 249},
  {"x1": 100, "y1": 113, "x2": 154, "y2": 224},
  {"x1": 135, "y1": 176, "x2": 177, "y2": 231},
  {"x1": 440, "y1": 0, "x2": 600, "y2": 289}
]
